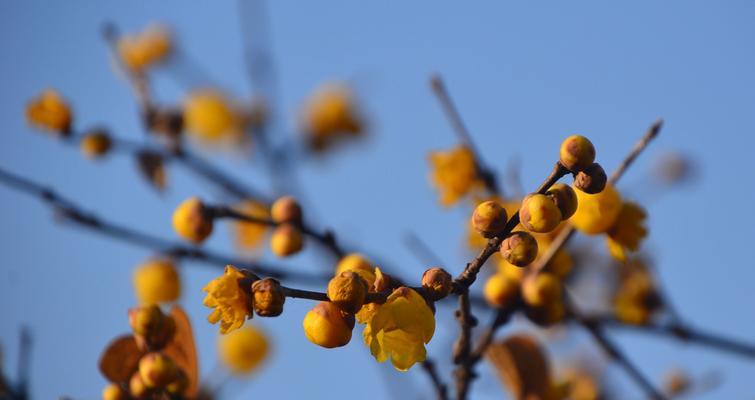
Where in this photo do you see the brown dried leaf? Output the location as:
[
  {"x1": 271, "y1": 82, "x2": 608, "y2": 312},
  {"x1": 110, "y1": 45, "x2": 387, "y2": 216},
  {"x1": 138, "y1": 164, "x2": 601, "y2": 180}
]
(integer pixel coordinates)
[
  {"x1": 136, "y1": 150, "x2": 167, "y2": 190},
  {"x1": 98, "y1": 335, "x2": 143, "y2": 383},
  {"x1": 486, "y1": 334, "x2": 553, "y2": 400},
  {"x1": 164, "y1": 305, "x2": 199, "y2": 397}
]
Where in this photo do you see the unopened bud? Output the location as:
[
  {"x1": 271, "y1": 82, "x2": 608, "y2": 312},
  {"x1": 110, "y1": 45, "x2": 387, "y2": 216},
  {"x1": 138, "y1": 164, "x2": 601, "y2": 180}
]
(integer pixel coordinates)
[
  {"x1": 500, "y1": 231, "x2": 538, "y2": 267},
  {"x1": 421, "y1": 267, "x2": 453, "y2": 301},
  {"x1": 138, "y1": 352, "x2": 179, "y2": 388},
  {"x1": 327, "y1": 271, "x2": 368, "y2": 314},
  {"x1": 546, "y1": 183, "x2": 578, "y2": 220},
  {"x1": 251, "y1": 278, "x2": 286, "y2": 317},
  {"x1": 172, "y1": 197, "x2": 213, "y2": 243},
  {"x1": 302, "y1": 301, "x2": 355, "y2": 348},
  {"x1": 271, "y1": 195, "x2": 302, "y2": 224},
  {"x1": 559, "y1": 135, "x2": 595, "y2": 172},
  {"x1": 574, "y1": 163, "x2": 607, "y2": 194},
  {"x1": 270, "y1": 224, "x2": 303, "y2": 257},
  {"x1": 472, "y1": 200, "x2": 508, "y2": 238}
]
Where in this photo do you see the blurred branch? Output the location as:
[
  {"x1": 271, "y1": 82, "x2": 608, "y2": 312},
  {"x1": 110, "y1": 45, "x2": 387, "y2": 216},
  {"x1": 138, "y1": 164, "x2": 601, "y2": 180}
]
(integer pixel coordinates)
[
  {"x1": 421, "y1": 359, "x2": 449, "y2": 400},
  {"x1": 402, "y1": 232, "x2": 445, "y2": 268}
]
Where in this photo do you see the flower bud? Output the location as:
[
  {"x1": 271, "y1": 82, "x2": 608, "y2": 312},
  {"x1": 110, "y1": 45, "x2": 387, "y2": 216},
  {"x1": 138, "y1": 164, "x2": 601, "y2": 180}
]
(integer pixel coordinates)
[
  {"x1": 102, "y1": 383, "x2": 128, "y2": 400},
  {"x1": 129, "y1": 371, "x2": 151, "y2": 398},
  {"x1": 302, "y1": 301, "x2": 355, "y2": 348},
  {"x1": 335, "y1": 253, "x2": 376, "y2": 287},
  {"x1": 271, "y1": 195, "x2": 302, "y2": 224},
  {"x1": 484, "y1": 273, "x2": 520, "y2": 308},
  {"x1": 133, "y1": 258, "x2": 180, "y2": 305},
  {"x1": 26, "y1": 89, "x2": 72, "y2": 135},
  {"x1": 574, "y1": 163, "x2": 607, "y2": 194},
  {"x1": 546, "y1": 183, "x2": 578, "y2": 220},
  {"x1": 472, "y1": 200, "x2": 508, "y2": 238},
  {"x1": 327, "y1": 271, "x2": 369, "y2": 314},
  {"x1": 218, "y1": 325, "x2": 269, "y2": 374},
  {"x1": 522, "y1": 273, "x2": 562, "y2": 307},
  {"x1": 138, "y1": 352, "x2": 179, "y2": 388},
  {"x1": 500, "y1": 231, "x2": 538, "y2": 267},
  {"x1": 270, "y1": 224, "x2": 304, "y2": 257},
  {"x1": 80, "y1": 129, "x2": 112, "y2": 159},
  {"x1": 129, "y1": 306, "x2": 175, "y2": 351},
  {"x1": 251, "y1": 278, "x2": 286, "y2": 317},
  {"x1": 519, "y1": 194, "x2": 562, "y2": 233},
  {"x1": 372, "y1": 266, "x2": 392, "y2": 293},
  {"x1": 172, "y1": 197, "x2": 213, "y2": 244},
  {"x1": 421, "y1": 267, "x2": 453, "y2": 301},
  {"x1": 559, "y1": 135, "x2": 595, "y2": 172}
]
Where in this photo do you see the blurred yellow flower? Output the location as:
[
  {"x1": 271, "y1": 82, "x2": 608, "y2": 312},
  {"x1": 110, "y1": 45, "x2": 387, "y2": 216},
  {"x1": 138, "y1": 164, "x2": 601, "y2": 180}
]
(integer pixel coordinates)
[
  {"x1": 335, "y1": 253, "x2": 376, "y2": 287},
  {"x1": 184, "y1": 90, "x2": 242, "y2": 143},
  {"x1": 364, "y1": 287, "x2": 435, "y2": 371},
  {"x1": 218, "y1": 324, "x2": 269, "y2": 375},
  {"x1": 202, "y1": 265, "x2": 252, "y2": 334},
  {"x1": 613, "y1": 263, "x2": 660, "y2": 325},
  {"x1": 428, "y1": 145, "x2": 482, "y2": 207},
  {"x1": 606, "y1": 201, "x2": 648, "y2": 262},
  {"x1": 26, "y1": 89, "x2": 72, "y2": 135},
  {"x1": 301, "y1": 83, "x2": 363, "y2": 150},
  {"x1": 571, "y1": 184, "x2": 622, "y2": 235},
  {"x1": 232, "y1": 200, "x2": 270, "y2": 252},
  {"x1": 133, "y1": 258, "x2": 181, "y2": 304},
  {"x1": 117, "y1": 24, "x2": 172, "y2": 73}
]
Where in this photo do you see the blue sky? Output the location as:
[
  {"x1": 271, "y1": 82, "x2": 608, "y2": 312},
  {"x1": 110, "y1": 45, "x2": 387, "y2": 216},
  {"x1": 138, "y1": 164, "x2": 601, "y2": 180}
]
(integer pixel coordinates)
[{"x1": 1, "y1": 1, "x2": 754, "y2": 399}]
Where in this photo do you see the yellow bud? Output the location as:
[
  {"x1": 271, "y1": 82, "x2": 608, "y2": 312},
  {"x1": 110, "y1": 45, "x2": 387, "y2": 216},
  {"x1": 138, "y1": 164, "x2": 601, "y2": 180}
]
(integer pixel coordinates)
[
  {"x1": 574, "y1": 163, "x2": 607, "y2": 194},
  {"x1": 172, "y1": 197, "x2": 213, "y2": 244},
  {"x1": 270, "y1": 224, "x2": 303, "y2": 257},
  {"x1": 218, "y1": 324, "x2": 269, "y2": 374},
  {"x1": 559, "y1": 135, "x2": 595, "y2": 172},
  {"x1": 102, "y1": 383, "x2": 128, "y2": 400},
  {"x1": 128, "y1": 305, "x2": 175, "y2": 351},
  {"x1": 546, "y1": 183, "x2": 578, "y2": 220},
  {"x1": 129, "y1": 372, "x2": 150, "y2": 398},
  {"x1": 251, "y1": 278, "x2": 286, "y2": 317},
  {"x1": 80, "y1": 129, "x2": 112, "y2": 159},
  {"x1": 522, "y1": 273, "x2": 562, "y2": 307},
  {"x1": 271, "y1": 195, "x2": 302, "y2": 224},
  {"x1": 571, "y1": 184, "x2": 622, "y2": 234},
  {"x1": 184, "y1": 89, "x2": 240, "y2": 142},
  {"x1": 484, "y1": 273, "x2": 520, "y2": 308},
  {"x1": 26, "y1": 89, "x2": 72, "y2": 135},
  {"x1": 421, "y1": 267, "x2": 453, "y2": 301},
  {"x1": 335, "y1": 253, "x2": 376, "y2": 286},
  {"x1": 500, "y1": 231, "x2": 538, "y2": 267},
  {"x1": 133, "y1": 258, "x2": 180, "y2": 304},
  {"x1": 472, "y1": 200, "x2": 508, "y2": 238},
  {"x1": 327, "y1": 271, "x2": 369, "y2": 314},
  {"x1": 519, "y1": 194, "x2": 562, "y2": 233},
  {"x1": 302, "y1": 301, "x2": 354, "y2": 348},
  {"x1": 138, "y1": 352, "x2": 179, "y2": 388},
  {"x1": 372, "y1": 266, "x2": 392, "y2": 293}
]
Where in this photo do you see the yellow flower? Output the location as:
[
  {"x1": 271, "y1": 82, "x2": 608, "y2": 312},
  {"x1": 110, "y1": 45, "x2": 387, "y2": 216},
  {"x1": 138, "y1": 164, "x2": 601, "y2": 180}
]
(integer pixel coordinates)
[
  {"x1": 364, "y1": 287, "x2": 435, "y2": 371},
  {"x1": 202, "y1": 265, "x2": 253, "y2": 334},
  {"x1": 301, "y1": 83, "x2": 363, "y2": 150},
  {"x1": 606, "y1": 202, "x2": 648, "y2": 262},
  {"x1": 428, "y1": 145, "x2": 482, "y2": 207},
  {"x1": 570, "y1": 184, "x2": 622, "y2": 234},
  {"x1": 218, "y1": 324, "x2": 269, "y2": 374},
  {"x1": 117, "y1": 24, "x2": 172, "y2": 73},
  {"x1": 232, "y1": 200, "x2": 270, "y2": 252},
  {"x1": 355, "y1": 266, "x2": 386, "y2": 324},
  {"x1": 184, "y1": 89, "x2": 242, "y2": 143},
  {"x1": 26, "y1": 89, "x2": 72, "y2": 135},
  {"x1": 613, "y1": 263, "x2": 660, "y2": 325},
  {"x1": 133, "y1": 258, "x2": 181, "y2": 304}
]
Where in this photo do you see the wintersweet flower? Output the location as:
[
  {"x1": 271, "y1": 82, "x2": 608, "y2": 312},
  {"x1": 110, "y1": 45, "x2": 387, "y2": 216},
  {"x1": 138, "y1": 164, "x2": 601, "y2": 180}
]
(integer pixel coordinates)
[
  {"x1": 301, "y1": 83, "x2": 363, "y2": 150},
  {"x1": 571, "y1": 183, "x2": 622, "y2": 235},
  {"x1": 202, "y1": 265, "x2": 253, "y2": 334},
  {"x1": 355, "y1": 266, "x2": 386, "y2": 324},
  {"x1": 133, "y1": 258, "x2": 180, "y2": 304},
  {"x1": 117, "y1": 24, "x2": 172, "y2": 73},
  {"x1": 606, "y1": 201, "x2": 648, "y2": 262},
  {"x1": 184, "y1": 89, "x2": 242, "y2": 143},
  {"x1": 428, "y1": 145, "x2": 482, "y2": 207},
  {"x1": 218, "y1": 324, "x2": 269, "y2": 374},
  {"x1": 364, "y1": 287, "x2": 435, "y2": 371},
  {"x1": 26, "y1": 89, "x2": 72, "y2": 135}
]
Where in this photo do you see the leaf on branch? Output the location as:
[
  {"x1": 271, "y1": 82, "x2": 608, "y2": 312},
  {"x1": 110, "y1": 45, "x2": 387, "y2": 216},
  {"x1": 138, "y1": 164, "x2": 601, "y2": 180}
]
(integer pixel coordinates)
[
  {"x1": 485, "y1": 334, "x2": 552, "y2": 400},
  {"x1": 98, "y1": 335, "x2": 143, "y2": 383},
  {"x1": 164, "y1": 305, "x2": 199, "y2": 397}
]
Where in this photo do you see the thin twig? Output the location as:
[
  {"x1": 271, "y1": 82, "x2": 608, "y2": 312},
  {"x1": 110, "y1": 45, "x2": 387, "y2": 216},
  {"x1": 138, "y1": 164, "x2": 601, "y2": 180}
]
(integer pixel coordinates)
[{"x1": 421, "y1": 359, "x2": 449, "y2": 400}]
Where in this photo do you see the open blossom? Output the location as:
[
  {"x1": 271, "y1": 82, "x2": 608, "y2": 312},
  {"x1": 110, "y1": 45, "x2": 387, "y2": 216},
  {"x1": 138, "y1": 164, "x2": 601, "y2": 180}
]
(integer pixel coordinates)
[
  {"x1": 117, "y1": 24, "x2": 172, "y2": 72},
  {"x1": 428, "y1": 145, "x2": 482, "y2": 207},
  {"x1": 26, "y1": 89, "x2": 72, "y2": 135},
  {"x1": 364, "y1": 287, "x2": 435, "y2": 371},
  {"x1": 202, "y1": 265, "x2": 253, "y2": 334},
  {"x1": 301, "y1": 83, "x2": 363, "y2": 150},
  {"x1": 570, "y1": 183, "x2": 622, "y2": 235},
  {"x1": 184, "y1": 89, "x2": 243, "y2": 143},
  {"x1": 606, "y1": 201, "x2": 648, "y2": 262}
]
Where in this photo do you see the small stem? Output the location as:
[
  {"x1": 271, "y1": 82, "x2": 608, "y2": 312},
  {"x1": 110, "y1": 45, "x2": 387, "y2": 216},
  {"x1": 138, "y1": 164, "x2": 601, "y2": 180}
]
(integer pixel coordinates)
[{"x1": 421, "y1": 359, "x2": 449, "y2": 400}]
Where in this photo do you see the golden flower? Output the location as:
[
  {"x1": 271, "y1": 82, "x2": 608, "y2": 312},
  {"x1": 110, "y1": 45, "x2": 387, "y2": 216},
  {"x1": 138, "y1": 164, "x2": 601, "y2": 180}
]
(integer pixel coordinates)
[
  {"x1": 355, "y1": 266, "x2": 386, "y2": 324},
  {"x1": 184, "y1": 89, "x2": 242, "y2": 143},
  {"x1": 301, "y1": 83, "x2": 363, "y2": 150},
  {"x1": 613, "y1": 263, "x2": 661, "y2": 325},
  {"x1": 364, "y1": 287, "x2": 435, "y2": 371},
  {"x1": 218, "y1": 324, "x2": 269, "y2": 374},
  {"x1": 202, "y1": 265, "x2": 253, "y2": 334},
  {"x1": 428, "y1": 145, "x2": 483, "y2": 207},
  {"x1": 606, "y1": 201, "x2": 648, "y2": 262},
  {"x1": 571, "y1": 183, "x2": 622, "y2": 235},
  {"x1": 303, "y1": 301, "x2": 355, "y2": 348},
  {"x1": 26, "y1": 89, "x2": 72, "y2": 135},
  {"x1": 117, "y1": 24, "x2": 172, "y2": 72},
  {"x1": 231, "y1": 200, "x2": 270, "y2": 252},
  {"x1": 133, "y1": 258, "x2": 180, "y2": 304}
]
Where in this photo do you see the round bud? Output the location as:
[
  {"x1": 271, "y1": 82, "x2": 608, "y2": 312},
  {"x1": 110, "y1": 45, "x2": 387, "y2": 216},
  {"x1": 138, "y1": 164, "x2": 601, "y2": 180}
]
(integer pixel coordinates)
[
  {"x1": 559, "y1": 135, "x2": 595, "y2": 172},
  {"x1": 335, "y1": 253, "x2": 376, "y2": 287},
  {"x1": 327, "y1": 271, "x2": 369, "y2": 314},
  {"x1": 128, "y1": 304, "x2": 164, "y2": 336},
  {"x1": 102, "y1": 383, "x2": 128, "y2": 400},
  {"x1": 172, "y1": 197, "x2": 213, "y2": 244},
  {"x1": 472, "y1": 200, "x2": 509, "y2": 238},
  {"x1": 574, "y1": 163, "x2": 607, "y2": 194},
  {"x1": 302, "y1": 301, "x2": 355, "y2": 348},
  {"x1": 129, "y1": 372, "x2": 151, "y2": 398},
  {"x1": 251, "y1": 278, "x2": 286, "y2": 317},
  {"x1": 522, "y1": 273, "x2": 562, "y2": 307},
  {"x1": 80, "y1": 129, "x2": 112, "y2": 159},
  {"x1": 546, "y1": 183, "x2": 578, "y2": 220},
  {"x1": 500, "y1": 231, "x2": 538, "y2": 267},
  {"x1": 138, "y1": 352, "x2": 179, "y2": 388},
  {"x1": 519, "y1": 194, "x2": 562, "y2": 233},
  {"x1": 271, "y1": 195, "x2": 302, "y2": 224},
  {"x1": 483, "y1": 273, "x2": 520, "y2": 308},
  {"x1": 133, "y1": 258, "x2": 180, "y2": 305},
  {"x1": 270, "y1": 224, "x2": 304, "y2": 257},
  {"x1": 421, "y1": 267, "x2": 453, "y2": 301}
]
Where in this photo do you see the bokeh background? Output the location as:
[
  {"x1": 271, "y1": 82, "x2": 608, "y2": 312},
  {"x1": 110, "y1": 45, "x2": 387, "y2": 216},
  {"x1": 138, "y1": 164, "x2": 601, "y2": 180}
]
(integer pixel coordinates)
[{"x1": 2, "y1": 1, "x2": 754, "y2": 398}]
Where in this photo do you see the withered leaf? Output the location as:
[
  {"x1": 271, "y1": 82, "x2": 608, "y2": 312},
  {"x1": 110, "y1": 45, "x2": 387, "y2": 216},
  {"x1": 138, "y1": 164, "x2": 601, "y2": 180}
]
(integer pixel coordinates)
[
  {"x1": 135, "y1": 150, "x2": 167, "y2": 190},
  {"x1": 486, "y1": 334, "x2": 552, "y2": 400},
  {"x1": 164, "y1": 305, "x2": 199, "y2": 397},
  {"x1": 98, "y1": 335, "x2": 143, "y2": 383}
]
